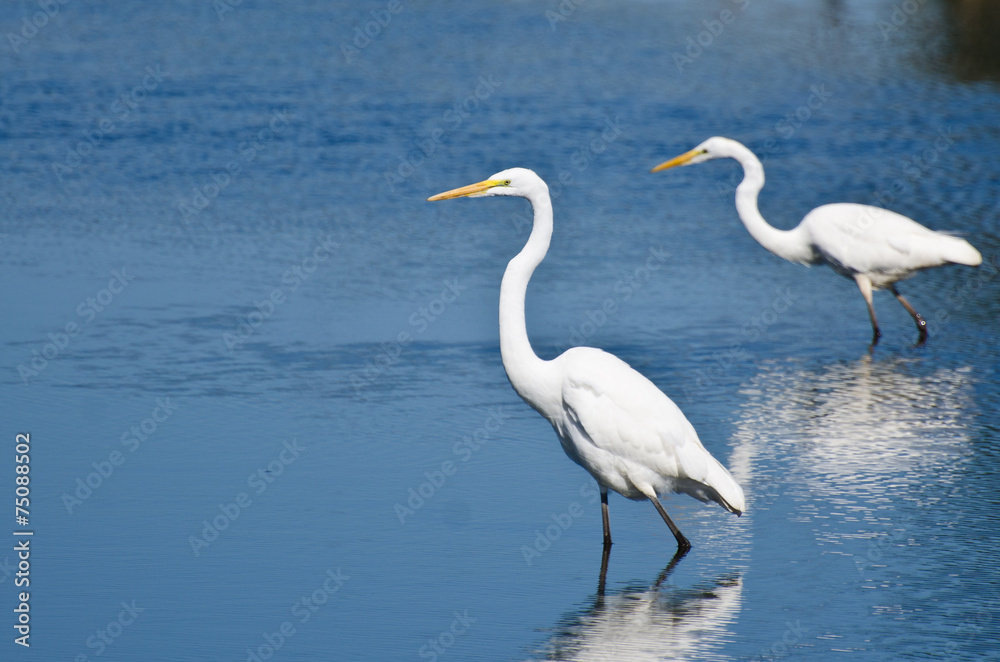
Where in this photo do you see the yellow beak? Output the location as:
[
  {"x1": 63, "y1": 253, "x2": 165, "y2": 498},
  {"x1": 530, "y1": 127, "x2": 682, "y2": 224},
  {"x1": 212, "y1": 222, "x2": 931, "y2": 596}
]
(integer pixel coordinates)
[
  {"x1": 427, "y1": 179, "x2": 506, "y2": 201},
  {"x1": 650, "y1": 148, "x2": 705, "y2": 173}
]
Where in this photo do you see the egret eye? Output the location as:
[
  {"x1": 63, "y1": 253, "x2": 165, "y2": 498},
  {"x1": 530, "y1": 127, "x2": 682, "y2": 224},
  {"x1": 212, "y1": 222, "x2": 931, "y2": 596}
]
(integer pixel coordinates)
[{"x1": 503, "y1": 179, "x2": 511, "y2": 186}]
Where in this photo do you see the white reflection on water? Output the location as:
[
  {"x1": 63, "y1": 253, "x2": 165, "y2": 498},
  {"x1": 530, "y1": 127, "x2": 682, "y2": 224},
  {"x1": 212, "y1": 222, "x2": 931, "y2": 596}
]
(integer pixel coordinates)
[
  {"x1": 725, "y1": 355, "x2": 986, "y2": 657},
  {"x1": 527, "y1": 567, "x2": 743, "y2": 662},
  {"x1": 732, "y1": 355, "x2": 976, "y2": 544}
]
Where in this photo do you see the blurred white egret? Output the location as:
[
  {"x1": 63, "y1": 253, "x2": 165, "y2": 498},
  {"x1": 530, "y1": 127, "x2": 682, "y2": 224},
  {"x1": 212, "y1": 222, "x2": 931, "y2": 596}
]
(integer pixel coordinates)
[
  {"x1": 652, "y1": 137, "x2": 982, "y2": 345},
  {"x1": 428, "y1": 168, "x2": 745, "y2": 553}
]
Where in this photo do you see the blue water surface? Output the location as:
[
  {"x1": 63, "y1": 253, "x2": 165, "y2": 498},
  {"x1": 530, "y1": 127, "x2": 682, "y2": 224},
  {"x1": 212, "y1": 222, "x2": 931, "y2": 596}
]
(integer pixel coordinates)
[{"x1": 1, "y1": 1, "x2": 999, "y2": 660}]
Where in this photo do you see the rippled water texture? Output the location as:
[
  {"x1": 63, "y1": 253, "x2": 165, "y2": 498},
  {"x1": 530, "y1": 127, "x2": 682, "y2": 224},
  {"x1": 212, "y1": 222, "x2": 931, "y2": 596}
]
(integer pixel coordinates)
[{"x1": 1, "y1": 1, "x2": 999, "y2": 660}]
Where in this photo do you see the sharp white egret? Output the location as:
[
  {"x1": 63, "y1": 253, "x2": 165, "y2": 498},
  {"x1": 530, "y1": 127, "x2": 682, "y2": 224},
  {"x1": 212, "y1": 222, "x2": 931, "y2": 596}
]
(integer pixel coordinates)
[
  {"x1": 428, "y1": 168, "x2": 745, "y2": 553},
  {"x1": 651, "y1": 137, "x2": 983, "y2": 345}
]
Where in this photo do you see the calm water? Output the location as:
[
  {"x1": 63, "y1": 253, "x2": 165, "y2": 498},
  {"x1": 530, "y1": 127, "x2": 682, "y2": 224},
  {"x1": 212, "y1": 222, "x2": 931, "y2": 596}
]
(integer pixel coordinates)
[{"x1": 2, "y1": 1, "x2": 999, "y2": 660}]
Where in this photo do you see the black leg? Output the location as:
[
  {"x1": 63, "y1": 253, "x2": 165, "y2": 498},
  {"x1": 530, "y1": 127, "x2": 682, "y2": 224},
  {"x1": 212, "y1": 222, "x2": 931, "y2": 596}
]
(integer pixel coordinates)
[
  {"x1": 890, "y1": 285, "x2": 928, "y2": 345},
  {"x1": 855, "y1": 274, "x2": 881, "y2": 346},
  {"x1": 597, "y1": 540, "x2": 612, "y2": 597},
  {"x1": 600, "y1": 486, "x2": 612, "y2": 547},
  {"x1": 649, "y1": 495, "x2": 692, "y2": 553},
  {"x1": 653, "y1": 546, "x2": 689, "y2": 588}
]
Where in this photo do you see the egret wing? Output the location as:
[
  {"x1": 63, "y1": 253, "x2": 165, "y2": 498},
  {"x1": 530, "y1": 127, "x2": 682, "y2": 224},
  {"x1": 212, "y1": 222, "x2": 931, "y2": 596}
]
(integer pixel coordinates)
[
  {"x1": 557, "y1": 348, "x2": 713, "y2": 489},
  {"x1": 803, "y1": 203, "x2": 954, "y2": 276}
]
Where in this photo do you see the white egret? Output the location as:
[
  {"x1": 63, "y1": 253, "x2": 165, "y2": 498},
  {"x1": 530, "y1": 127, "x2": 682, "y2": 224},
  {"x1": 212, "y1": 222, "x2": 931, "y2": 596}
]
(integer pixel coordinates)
[
  {"x1": 652, "y1": 137, "x2": 983, "y2": 345},
  {"x1": 428, "y1": 168, "x2": 745, "y2": 553}
]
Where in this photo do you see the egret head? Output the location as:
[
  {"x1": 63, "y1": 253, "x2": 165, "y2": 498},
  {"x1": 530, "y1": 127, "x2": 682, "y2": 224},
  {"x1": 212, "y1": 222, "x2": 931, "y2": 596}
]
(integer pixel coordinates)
[
  {"x1": 428, "y1": 167, "x2": 548, "y2": 201},
  {"x1": 650, "y1": 136, "x2": 744, "y2": 172}
]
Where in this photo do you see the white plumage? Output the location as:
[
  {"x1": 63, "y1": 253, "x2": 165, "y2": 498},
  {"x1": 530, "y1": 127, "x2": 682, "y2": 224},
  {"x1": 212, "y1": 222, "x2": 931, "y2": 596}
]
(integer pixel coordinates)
[
  {"x1": 429, "y1": 167, "x2": 744, "y2": 553},
  {"x1": 653, "y1": 136, "x2": 982, "y2": 344},
  {"x1": 552, "y1": 347, "x2": 743, "y2": 512}
]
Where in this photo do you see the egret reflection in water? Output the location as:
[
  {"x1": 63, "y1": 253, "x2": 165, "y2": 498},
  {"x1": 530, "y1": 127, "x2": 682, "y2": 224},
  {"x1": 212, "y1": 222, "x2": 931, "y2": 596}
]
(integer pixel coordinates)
[
  {"x1": 527, "y1": 564, "x2": 743, "y2": 661},
  {"x1": 726, "y1": 355, "x2": 984, "y2": 656},
  {"x1": 733, "y1": 355, "x2": 975, "y2": 515}
]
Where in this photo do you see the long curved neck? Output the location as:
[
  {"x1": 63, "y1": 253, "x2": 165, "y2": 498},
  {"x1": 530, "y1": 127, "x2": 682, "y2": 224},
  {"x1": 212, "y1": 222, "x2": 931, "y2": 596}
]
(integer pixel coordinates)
[
  {"x1": 499, "y1": 192, "x2": 552, "y2": 401},
  {"x1": 731, "y1": 144, "x2": 813, "y2": 264}
]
